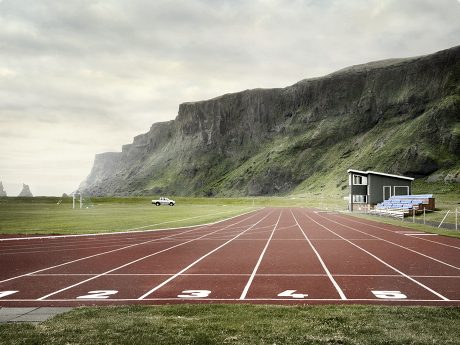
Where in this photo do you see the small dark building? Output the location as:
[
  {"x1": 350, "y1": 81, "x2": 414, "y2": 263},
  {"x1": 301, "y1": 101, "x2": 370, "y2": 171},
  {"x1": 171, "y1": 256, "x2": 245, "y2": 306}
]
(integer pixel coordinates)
[{"x1": 348, "y1": 169, "x2": 414, "y2": 211}]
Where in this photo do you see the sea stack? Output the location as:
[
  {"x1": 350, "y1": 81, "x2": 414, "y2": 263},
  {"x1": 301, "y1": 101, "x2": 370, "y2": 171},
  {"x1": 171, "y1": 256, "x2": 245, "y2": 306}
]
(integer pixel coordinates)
[
  {"x1": 0, "y1": 181, "x2": 6, "y2": 196},
  {"x1": 18, "y1": 183, "x2": 33, "y2": 197}
]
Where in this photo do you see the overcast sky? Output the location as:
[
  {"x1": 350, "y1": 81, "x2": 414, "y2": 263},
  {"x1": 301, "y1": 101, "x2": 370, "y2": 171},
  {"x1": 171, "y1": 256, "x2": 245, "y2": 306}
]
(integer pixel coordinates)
[{"x1": 1, "y1": 0, "x2": 460, "y2": 196}]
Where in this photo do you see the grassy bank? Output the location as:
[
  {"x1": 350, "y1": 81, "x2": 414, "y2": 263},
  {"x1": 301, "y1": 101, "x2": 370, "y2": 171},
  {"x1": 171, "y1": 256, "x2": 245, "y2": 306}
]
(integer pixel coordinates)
[{"x1": 1, "y1": 304, "x2": 460, "y2": 345}]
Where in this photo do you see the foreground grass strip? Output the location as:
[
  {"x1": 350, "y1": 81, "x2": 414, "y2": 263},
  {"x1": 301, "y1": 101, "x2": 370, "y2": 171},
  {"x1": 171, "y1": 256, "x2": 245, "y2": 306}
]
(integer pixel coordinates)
[{"x1": 1, "y1": 305, "x2": 459, "y2": 344}]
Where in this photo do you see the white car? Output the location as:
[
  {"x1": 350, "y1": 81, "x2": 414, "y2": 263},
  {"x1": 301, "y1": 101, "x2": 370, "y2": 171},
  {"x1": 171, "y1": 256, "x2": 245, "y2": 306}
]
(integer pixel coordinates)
[{"x1": 152, "y1": 197, "x2": 175, "y2": 206}]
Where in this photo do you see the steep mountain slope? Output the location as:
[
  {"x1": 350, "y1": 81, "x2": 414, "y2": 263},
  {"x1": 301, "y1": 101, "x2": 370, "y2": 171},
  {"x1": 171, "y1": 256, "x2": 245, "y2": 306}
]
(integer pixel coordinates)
[{"x1": 78, "y1": 45, "x2": 460, "y2": 197}]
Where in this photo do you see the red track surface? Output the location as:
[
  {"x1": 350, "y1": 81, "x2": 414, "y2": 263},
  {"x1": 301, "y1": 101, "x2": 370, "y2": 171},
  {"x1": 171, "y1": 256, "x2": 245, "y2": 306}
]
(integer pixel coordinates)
[{"x1": 1, "y1": 207, "x2": 460, "y2": 307}]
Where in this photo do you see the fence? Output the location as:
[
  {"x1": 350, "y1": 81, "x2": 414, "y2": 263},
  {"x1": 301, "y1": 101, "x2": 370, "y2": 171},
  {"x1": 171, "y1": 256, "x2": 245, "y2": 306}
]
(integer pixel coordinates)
[{"x1": 353, "y1": 205, "x2": 459, "y2": 230}]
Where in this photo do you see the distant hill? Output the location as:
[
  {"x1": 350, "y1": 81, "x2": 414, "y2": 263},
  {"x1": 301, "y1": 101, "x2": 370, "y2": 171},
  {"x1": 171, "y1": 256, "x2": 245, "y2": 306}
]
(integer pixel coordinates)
[{"x1": 78, "y1": 45, "x2": 460, "y2": 197}]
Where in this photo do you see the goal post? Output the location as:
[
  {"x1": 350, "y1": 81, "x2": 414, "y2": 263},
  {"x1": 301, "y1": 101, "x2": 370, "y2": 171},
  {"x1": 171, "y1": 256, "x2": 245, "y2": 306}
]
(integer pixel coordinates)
[{"x1": 72, "y1": 193, "x2": 94, "y2": 209}]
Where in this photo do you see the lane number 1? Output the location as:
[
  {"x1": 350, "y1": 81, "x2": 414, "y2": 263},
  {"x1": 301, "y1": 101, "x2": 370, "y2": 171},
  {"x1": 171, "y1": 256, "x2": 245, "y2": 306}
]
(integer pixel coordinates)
[{"x1": 278, "y1": 290, "x2": 308, "y2": 299}]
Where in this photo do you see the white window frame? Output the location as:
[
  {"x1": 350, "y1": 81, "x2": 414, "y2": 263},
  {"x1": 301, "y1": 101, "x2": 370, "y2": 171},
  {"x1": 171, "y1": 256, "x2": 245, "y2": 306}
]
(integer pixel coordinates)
[
  {"x1": 394, "y1": 186, "x2": 409, "y2": 196},
  {"x1": 352, "y1": 195, "x2": 367, "y2": 203},
  {"x1": 353, "y1": 174, "x2": 368, "y2": 185}
]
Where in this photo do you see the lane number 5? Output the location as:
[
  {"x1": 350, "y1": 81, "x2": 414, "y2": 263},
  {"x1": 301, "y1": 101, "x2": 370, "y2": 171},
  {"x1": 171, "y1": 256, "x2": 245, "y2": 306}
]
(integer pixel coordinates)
[{"x1": 372, "y1": 291, "x2": 407, "y2": 299}]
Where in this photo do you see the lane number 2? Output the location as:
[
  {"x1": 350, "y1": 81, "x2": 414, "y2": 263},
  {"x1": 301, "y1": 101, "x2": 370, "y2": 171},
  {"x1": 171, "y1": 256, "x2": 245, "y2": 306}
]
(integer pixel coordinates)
[
  {"x1": 278, "y1": 290, "x2": 308, "y2": 299},
  {"x1": 372, "y1": 291, "x2": 407, "y2": 299},
  {"x1": 178, "y1": 290, "x2": 211, "y2": 298},
  {"x1": 77, "y1": 290, "x2": 118, "y2": 299}
]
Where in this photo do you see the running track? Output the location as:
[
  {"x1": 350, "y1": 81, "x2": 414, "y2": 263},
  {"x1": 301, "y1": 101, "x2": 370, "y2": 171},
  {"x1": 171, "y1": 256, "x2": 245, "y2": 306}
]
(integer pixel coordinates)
[{"x1": 1, "y1": 207, "x2": 459, "y2": 307}]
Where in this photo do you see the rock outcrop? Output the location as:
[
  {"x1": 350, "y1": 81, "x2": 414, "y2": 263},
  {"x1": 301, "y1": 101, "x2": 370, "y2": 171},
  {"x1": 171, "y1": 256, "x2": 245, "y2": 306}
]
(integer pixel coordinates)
[
  {"x1": 78, "y1": 45, "x2": 460, "y2": 197},
  {"x1": 0, "y1": 182, "x2": 6, "y2": 197},
  {"x1": 18, "y1": 183, "x2": 33, "y2": 197}
]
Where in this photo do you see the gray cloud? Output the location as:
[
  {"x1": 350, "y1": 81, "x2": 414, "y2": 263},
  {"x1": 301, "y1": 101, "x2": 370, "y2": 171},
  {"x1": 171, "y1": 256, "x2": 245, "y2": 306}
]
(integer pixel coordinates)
[{"x1": 1, "y1": 0, "x2": 460, "y2": 195}]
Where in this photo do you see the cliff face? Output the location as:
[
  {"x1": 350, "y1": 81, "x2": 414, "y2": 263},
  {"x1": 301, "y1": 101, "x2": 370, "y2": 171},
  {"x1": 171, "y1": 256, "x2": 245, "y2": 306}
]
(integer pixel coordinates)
[{"x1": 79, "y1": 45, "x2": 460, "y2": 197}]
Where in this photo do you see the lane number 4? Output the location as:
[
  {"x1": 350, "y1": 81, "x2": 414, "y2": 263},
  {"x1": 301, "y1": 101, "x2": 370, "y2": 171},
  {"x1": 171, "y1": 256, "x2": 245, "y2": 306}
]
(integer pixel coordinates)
[{"x1": 278, "y1": 290, "x2": 308, "y2": 299}]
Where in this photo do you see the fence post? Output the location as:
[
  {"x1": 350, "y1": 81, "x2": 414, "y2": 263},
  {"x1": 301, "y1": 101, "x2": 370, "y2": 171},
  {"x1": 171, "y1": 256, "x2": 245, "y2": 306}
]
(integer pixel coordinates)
[
  {"x1": 456, "y1": 208, "x2": 458, "y2": 231},
  {"x1": 424, "y1": 208, "x2": 425, "y2": 225}
]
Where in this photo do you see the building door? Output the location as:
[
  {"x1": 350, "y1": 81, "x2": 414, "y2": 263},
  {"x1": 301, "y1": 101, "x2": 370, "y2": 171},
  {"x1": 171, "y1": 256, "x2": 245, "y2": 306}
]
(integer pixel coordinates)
[{"x1": 383, "y1": 186, "x2": 391, "y2": 200}]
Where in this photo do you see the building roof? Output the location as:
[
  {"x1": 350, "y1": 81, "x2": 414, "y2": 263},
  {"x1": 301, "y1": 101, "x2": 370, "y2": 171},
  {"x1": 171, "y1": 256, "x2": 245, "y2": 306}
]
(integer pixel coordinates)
[{"x1": 347, "y1": 169, "x2": 414, "y2": 181}]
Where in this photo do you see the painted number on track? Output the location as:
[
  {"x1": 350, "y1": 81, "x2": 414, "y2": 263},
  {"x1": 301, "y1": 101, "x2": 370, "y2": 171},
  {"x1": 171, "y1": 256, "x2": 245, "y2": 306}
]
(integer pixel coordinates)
[
  {"x1": 77, "y1": 290, "x2": 118, "y2": 299},
  {"x1": 0, "y1": 291, "x2": 18, "y2": 298},
  {"x1": 178, "y1": 290, "x2": 211, "y2": 298},
  {"x1": 278, "y1": 290, "x2": 308, "y2": 299},
  {"x1": 372, "y1": 291, "x2": 407, "y2": 299}
]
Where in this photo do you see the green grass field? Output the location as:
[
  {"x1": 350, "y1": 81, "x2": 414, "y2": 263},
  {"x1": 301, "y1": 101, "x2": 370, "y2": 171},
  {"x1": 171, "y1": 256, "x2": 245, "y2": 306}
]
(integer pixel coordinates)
[
  {"x1": 0, "y1": 203, "x2": 258, "y2": 235},
  {"x1": 0, "y1": 195, "x2": 339, "y2": 235},
  {"x1": 1, "y1": 196, "x2": 460, "y2": 344}
]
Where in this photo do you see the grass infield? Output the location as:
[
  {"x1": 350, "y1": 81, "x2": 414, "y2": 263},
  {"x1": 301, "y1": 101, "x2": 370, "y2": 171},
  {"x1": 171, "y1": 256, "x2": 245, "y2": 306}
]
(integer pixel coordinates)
[{"x1": 1, "y1": 304, "x2": 460, "y2": 344}]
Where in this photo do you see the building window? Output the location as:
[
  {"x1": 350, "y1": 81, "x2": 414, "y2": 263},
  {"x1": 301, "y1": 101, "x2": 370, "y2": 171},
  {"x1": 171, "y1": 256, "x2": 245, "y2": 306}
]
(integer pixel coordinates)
[
  {"x1": 353, "y1": 195, "x2": 367, "y2": 203},
  {"x1": 353, "y1": 175, "x2": 367, "y2": 185},
  {"x1": 394, "y1": 186, "x2": 409, "y2": 196}
]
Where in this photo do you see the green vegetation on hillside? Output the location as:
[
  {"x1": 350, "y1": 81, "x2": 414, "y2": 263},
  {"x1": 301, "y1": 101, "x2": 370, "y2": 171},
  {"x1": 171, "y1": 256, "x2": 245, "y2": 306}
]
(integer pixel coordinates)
[{"x1": 78, "y1": 46, "x2": 460, "y2": 198}]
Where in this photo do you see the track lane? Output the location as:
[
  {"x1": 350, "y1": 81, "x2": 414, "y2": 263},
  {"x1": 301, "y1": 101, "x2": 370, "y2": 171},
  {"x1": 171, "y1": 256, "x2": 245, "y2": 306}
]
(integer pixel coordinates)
[
  {"x1": 1, "y1": 207, "x2": 460, "y2": 306},
  {"x1": 138, "y1": 208, "x2": 278, "y2": 301},
  {"x1": 304, "y1": 211, "x2": 453, "y2": 302}
]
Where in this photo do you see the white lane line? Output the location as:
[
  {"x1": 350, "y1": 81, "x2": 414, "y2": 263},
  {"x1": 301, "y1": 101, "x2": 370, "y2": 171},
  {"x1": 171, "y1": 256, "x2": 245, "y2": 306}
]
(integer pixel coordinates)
[
  {"x1": 337, "y1": 215, "x2": 460, "y2": 250},
  {"x1": 0, "y1": 232, "x2": 189, "y2": 285},
  {"x1": 38, "y1": 210, "x2": 267, "y2": 301},
  {"x1": 0, "y1": 207, "x2": 259, "y2": 242},
  {"x1": 139, "y1": 210, "x2": 275, "y2": 300},
  {"x1": 3, "y1": 298, "x2": 459, "y2": 303},
  {"x1": 306, "y1": 212, "x2": 450, "y2": 301},
  {"x1": 1, "y1": 209, "x2": 263, "y2": 287},
  {"x1": 291, "y1": 210, "x2": 347, "y2": 300},
  {"x1": 322, "y1": 215, "x2": 460, "y2": 271},
  {"x1": 125, "y1": 207, "x2": 257, "y2": 231},
  {"x1": 239, "y1": 210, "x2": 283, "y2": 300}
]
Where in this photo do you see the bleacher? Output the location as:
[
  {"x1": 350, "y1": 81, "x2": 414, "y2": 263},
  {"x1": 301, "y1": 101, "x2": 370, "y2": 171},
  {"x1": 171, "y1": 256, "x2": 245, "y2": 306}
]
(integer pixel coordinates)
[{"x1": 373, "y1": 194, "x2": 435, "y2": 217}]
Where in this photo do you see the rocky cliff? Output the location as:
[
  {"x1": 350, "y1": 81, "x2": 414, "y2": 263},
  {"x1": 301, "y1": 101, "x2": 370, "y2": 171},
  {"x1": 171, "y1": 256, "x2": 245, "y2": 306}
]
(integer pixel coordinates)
[{"x1": 79, "y1": 45, "x2": 460, "y2": 197}]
